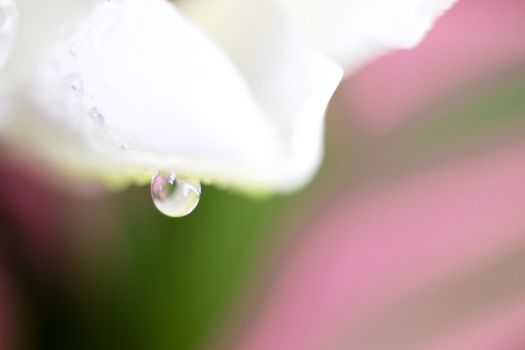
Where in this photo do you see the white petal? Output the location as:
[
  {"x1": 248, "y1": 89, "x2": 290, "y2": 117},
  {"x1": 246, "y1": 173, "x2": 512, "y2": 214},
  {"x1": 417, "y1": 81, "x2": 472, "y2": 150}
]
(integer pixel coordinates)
[
  {"x1": 3, "y1": 0, "x2": 97, "y2": 89},
  {"x1": 181, "y1": 0, "x2": 343, "y2": 190},
  {"x1": 0, "y1": 0, "x2": 17, "y2": 71},
  {"x1": 20, "y1": 0, "x2": 342, "y2": 193},
  {"x1": 272, "y1": 0, "x2": 458, "y2": 69}
]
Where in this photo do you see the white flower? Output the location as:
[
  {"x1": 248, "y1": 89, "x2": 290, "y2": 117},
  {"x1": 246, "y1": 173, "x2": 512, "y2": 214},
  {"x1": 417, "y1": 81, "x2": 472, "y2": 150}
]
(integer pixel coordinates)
[{"x1": 0, "y1": 0, "x2": 456, "y2": 194}]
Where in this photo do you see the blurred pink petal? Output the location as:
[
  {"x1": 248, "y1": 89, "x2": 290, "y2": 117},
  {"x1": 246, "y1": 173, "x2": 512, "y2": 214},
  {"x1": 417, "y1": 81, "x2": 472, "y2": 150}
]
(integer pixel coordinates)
[
  {"x1": 236, "y1": 141, "x2": 525, "y2": 350},
  {"x1": 429, "y1": 299, "x2": 525, "y2": 350},
  {"x1": 344, "y1": 0, "x2": 525, "y2": 132},
  {"x1": 0, "y1": 151, "x2": 63, "y2": 274}
]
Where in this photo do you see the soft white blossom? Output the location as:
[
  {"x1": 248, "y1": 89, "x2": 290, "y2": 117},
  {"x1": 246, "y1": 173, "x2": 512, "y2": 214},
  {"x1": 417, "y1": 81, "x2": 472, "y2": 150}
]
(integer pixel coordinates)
[{"x1": 0, "y1": 0, "x2": 456, "y2": 193}]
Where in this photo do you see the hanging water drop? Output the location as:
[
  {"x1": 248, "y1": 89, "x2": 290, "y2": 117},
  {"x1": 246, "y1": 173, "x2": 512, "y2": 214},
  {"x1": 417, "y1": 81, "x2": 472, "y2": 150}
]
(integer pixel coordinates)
[{"x1": 151, "y1": 171, "x2": 201, "y2": 218}]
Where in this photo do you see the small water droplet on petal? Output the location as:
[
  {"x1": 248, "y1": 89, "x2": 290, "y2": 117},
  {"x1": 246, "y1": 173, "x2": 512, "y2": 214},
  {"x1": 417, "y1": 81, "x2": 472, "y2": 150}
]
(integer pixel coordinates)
[
  {"x1": 62, "y1": 73, "x2": 84, "y2": 103},
  {"x1": 68, "y1": 37, "x2": 93, "y2": 58},
  {"x1": 88, "y1": 107, "x2": 105, "y2": 126},
  {"x1": 69, "y1": 43, "x2": 78, "y2": 57},
  {"x1": 151, "y1": 171, "x2": 201, "y2": 218}
]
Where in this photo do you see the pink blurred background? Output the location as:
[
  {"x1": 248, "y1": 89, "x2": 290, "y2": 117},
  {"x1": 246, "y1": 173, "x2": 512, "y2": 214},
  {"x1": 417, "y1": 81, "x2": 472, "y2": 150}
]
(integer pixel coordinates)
[{"x1": 231, "y1": 1, "x2": 525, "y2": 349}]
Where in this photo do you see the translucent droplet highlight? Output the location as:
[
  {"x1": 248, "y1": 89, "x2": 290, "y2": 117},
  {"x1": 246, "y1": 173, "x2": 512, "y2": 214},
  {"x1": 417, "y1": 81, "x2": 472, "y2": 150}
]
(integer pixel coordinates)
[
  {"x1": 151, "y1": 171, "x2": 201, "y2": 218},
  {"x1": 62, "y1": 73, "x2": 84, "y2": 103},
  {"x1": 88, "y1": 107, "x2": 105, "y2": 126},
  {"x1": 68, "y1": 38, "x2": 93, "y2": 58},
  {"x1": 68, "y1": 44, "x2": 78, "y2": 57}
]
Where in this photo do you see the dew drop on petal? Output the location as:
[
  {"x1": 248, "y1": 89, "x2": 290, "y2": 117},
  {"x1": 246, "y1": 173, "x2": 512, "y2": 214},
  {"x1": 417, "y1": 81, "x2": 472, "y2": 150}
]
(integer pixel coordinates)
[
  {"x1": 88, "y1": 107, "x2": 105, "y2": 126},
  {"x1": 62, "y1": 73, "x2": 84, "y2": 103},
  {"x1": 151, "y1": 171, "x2": 201, "y2": 218},
  {"x1": 69, "y1": 43, "x2": 79, "y2": 57},
  {"x1": 68, "y1": 38, "x2": 93, "y2": 58}
]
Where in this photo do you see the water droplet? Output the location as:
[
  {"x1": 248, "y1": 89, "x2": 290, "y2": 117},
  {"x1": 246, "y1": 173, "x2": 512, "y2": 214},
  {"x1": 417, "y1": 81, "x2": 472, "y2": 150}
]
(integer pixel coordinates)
[
  {"x1": 117, "y1": 141, "x2": 129, "y2": 151},
  {"x1": 151, "y1": 171, "x2": 201, "y2": 218},
  {"x1": 68, "y1": 38, "x2": 93, "y2": 58},
  {"x1": 62, "y1": 73, "x2": 84, "y2": 103},
  {"x1": 68, "y1": 43, "x2": 79, "y2": 57},
  {"x1": 88, "y1": 107, "x2": 105, "y2": 126}
]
